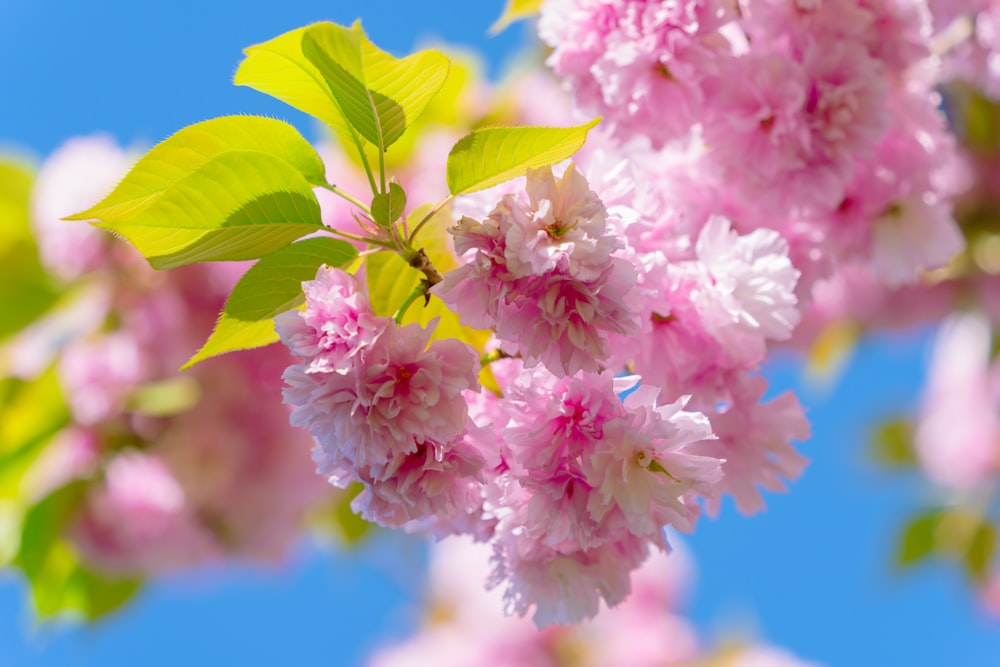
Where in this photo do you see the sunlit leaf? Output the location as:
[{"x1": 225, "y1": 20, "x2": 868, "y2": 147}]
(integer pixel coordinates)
[
  {"x1": 0, "y1": 368, "x2": 70, "y2": 501},
  {"x1": 489, "y1": 0, "x2": 543, "y2": 34},
  {"x1": 0, "y1": 159, "x2": 61, "y2": 340},
  {"x1": 302, "y1": 22, "x2": 450, "y2": 154},
  {"x1": 236, "y1": 22, "x2": 449, "y2": 156},
  {"x1": 371, "y1": 182, "x2": 407, "y2": 227},
  {"x1": 124, "y1": 377, "x2": 201, "y2": 417},
  {"x1": 446, "y1": 119, "x2": 600, "y2": 196},
  {"x1": 67, "y1": 116, "x2": 328, "y2": 223},
  {"x1": 184, "y1": 236, "x2": 357, "y2": 369},
  {"x1": 79, "y1": 151, "x2": 324, "y2": 269},
  {"x1": 0, "y1": 159, "x2": 35, "y2": 248}
]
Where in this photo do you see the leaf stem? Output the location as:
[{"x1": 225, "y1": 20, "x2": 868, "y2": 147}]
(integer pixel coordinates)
[
  {"x1": 378, "y1": 147, "x2": 387, "y2": 195},
  {"x1": 349, "y1": 131, "x2": 378, "y2": 194},
  {"x1": 321, "y1": 183, "x2": 372, "y2": 214},
  {"x1": 408, "y1": 194, "x2": 455, "y2": 243},
  {"x1": 323, "y1": 228, "x2": 396, "y2": 249},
  {"x1": 393, "y1": 282, "x2": 429, "y2": 323}
]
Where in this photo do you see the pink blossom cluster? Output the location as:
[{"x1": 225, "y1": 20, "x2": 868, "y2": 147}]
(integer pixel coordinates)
[
  {"x1": 538, "y1": 0, "x2": 968, "y2": 288},
  {"x1": 435, "y1": 164, "x2": 639, "y2": 376},
  {"x1": 283, "y1": 163, "x2": 812, "y2": 625},
  {"x1": 15, "y1": 136, "x2": 331, "y2": 576},
  {"x1": 278, "y1": 268, "x2": 495, "y2": 533},
  {"x1": 366, "y1": 537, "x2": 822, "y2": 667}
]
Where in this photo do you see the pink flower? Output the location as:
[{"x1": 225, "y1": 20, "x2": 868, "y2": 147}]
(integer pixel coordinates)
[
  {"x1": 275, "y1": 266, "x2": 383, "y2": 373},
  {"x1": 703, "y1": 42, "x2": 889, "y2": 211},
  {"x1": 71, "y1": 451, "x2": 217, "y2": 574},
  {"x1": 30, "y1": 135, "x2": 135, "y2": 281},
  {"x1": 915, "y1": 312, "x2": 1000, "y2": 490},
  {"x1": 692, "y1": 216, "x2": 802, "y2": 363},
  {"x1": 539, "y1": 0, "x2": 734, "y2": 146},
  {"x1": 285, "y1": 319, "x2": 480, "y2": 480},
  {"x1": 484, "y1": 366, "x2": 721, "y2": 624},
  {"x1": 352, "y1": 429, "x2": 494, "y2": 534},
  {"x1": 57, "y1": 331, "x2": 149, "y2": 425},
  {"x1": 694, "y1": 373, "x2": 811, "y2": 515},
  {"x1": 489, "y1": 531, "x2": 649, "y2": 626},
  {"x1": 585, "y1": 385, "x2": 720, "y2": 536},
  {"x1": 435, "y1": 165, "x2": 639, "y2": 376}
]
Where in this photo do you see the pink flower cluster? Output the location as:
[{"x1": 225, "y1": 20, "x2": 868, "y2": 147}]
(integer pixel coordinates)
[
  {"x1": 435, "y1": 164, "x2": 639, "y2": 376},
  {"x1": 283, "y1": 164, "x2": 812, "y2": 625},
  {"x1": 278, "y1": 268, "x2": 494, "y2": 532},
  {"x1": 538, "y1": 0, "x2": 967, "y2": 288}
]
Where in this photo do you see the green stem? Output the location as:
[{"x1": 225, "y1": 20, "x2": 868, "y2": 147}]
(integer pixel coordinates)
[
  {"x1": 378, "y1": 146, "x2": 387, "y2": 195},
  {"x1": 408, "y1": 194, "x2": 455, "y2": 243},
  {"x1": 324, "y1": 228, "x2": 396, "y2": 249},
  {"x1": 349, "y1": 131, "x2": 378, "y2": 195},
  {"x1": 320, "y1": 183, "x2": 372, "y2": 214},
  {"x1": 393, "y1": 282, "x2": 429, "y2": 323},
  {"x1": 480, "y1": 349, "x2": 504, "y2": 365}
]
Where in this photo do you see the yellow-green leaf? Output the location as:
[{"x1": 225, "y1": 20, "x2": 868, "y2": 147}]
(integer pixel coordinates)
[
  {"x1": 0, "y1": 369, "x2": 70, "y2": 502},
  {"x1": 236, "y1": 22, "x2": 450, "y2": 155},
  {"x1": 68, "y1": 116, "x2": 327, "y2": 223},
  {"x1": 490, "y1": 0, "x2": 544, "y2": 35},
  {"x1": 371, "y1": 182, "x2": 407, "y2": 227},
  {"x1": 183, "y1": 236, "x2": 357, "y2": 369},
  {"x1": 86, "y1": 151, "x2": 324, "y2": 269},
  {"x1": 0, "y1": 158, "x2": 61, "y2": 340},
  {"x1": 446, "y1": 119, "x2": 600, "y2": 196}
]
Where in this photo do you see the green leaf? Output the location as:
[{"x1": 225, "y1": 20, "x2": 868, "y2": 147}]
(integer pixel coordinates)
[
  {"x1": 83, "y1": 151, "x2": 325, "y2": 269},
  {"x1": 371, "y1": 182, "x2": 407, "y2": 227},
  {"x1": 962, "y1": 90, "x2": 1000, "y2": 153},
  {"x1": 489, "y1": 0, "x2": 543, "y2": 34},
  {"x1": 966, "y1": 519, "x2": 997, "y2": 584},
  {"x1": 308, "y1": 482, "x2": 373, "y2": 547},
  {"x1": 0, "y1": 369, "x2": 70, "y2": 500},
  {"x1": 0, "y1": 159, "x2": 61, "y2": 340},
  {"x1": 124, "y1": 377, "x2": 201, "y2": 417},
  {"x1": 0, "y1": 159, "x2": 35, "y2": 249},
  {"x1": 805, "y1": 319, "x2": 858, "y2": 382},
  {"x1": 68, "y1": 116, "x2": 328, "y2": 223},
  {"x1": 14, "y1": 481, "x2": 141, "y2": 620},
  {"x1": 869, "y1": 417, "x2": 917, "y2": 469},
  {"x1": 366, "y1": 205, "x2": 499, "y2": 394},
  {"x1": 16, "y1": 481, "x2": 87, "y2": 579},
  {"x1": 236, "y1": 22, "x2": 449, "y2": 154},
  {"x1": 446, "y1": 119, "x2": 600, "y2": 196},
  {"x1": 895, "y1": 509, "x2": 945, "y2": 569},
  {"x1": 183, "y1": 236, "x2": 357, "y2": 369}
]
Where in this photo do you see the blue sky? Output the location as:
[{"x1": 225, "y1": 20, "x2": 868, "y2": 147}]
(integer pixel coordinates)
[{"x1": 1, "y1": 2, "x2": 999, "y2": 665}]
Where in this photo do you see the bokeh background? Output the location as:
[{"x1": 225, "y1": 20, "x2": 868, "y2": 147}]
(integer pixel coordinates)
[{"x1": 1, "y1": 1, "x2": 998, "y2": 665}]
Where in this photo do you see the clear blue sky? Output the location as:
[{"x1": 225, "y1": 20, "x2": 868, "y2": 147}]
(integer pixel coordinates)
[{"x1": 1, "y1": 2, "x2": 998, "y2": 665}]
